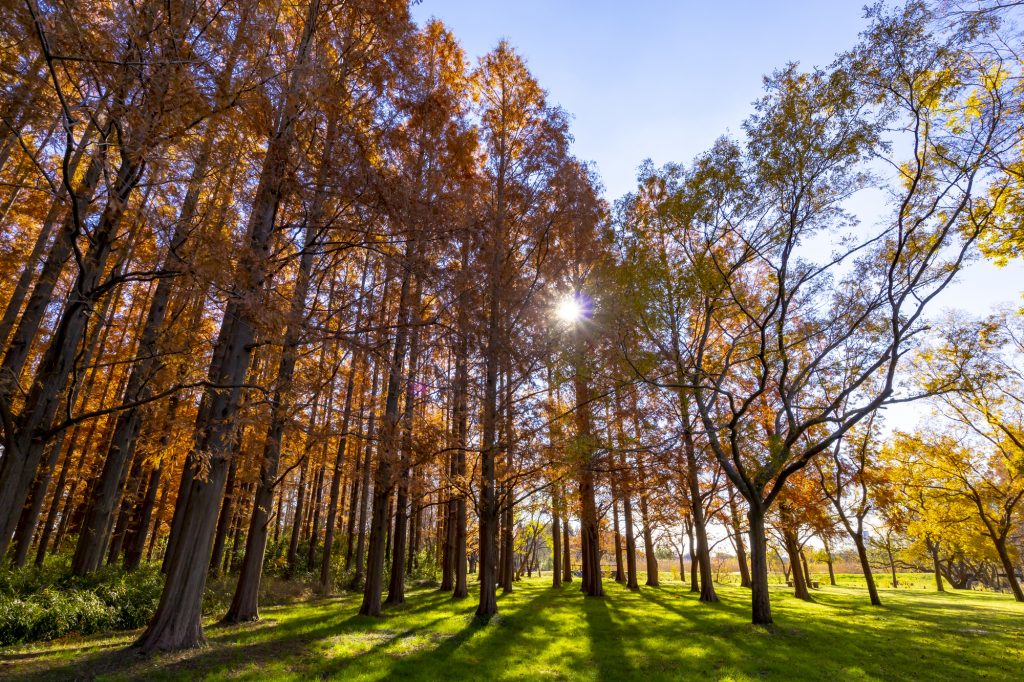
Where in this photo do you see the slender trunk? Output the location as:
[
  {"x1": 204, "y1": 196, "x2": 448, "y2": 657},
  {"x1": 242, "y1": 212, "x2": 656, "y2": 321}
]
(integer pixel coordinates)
[
  {"x1": 551, "y1": 489, "x2": 562, "y2": 588},
  {"x1": 451, "y1": 239, "x2": 470, "y2": 600},
  {"x1": 561, "y1": 510, "x2": 572, "y2": 583},
  {"x1": 35, "y1": 430, "x2": 76, "y2": 566},
  {"x1": 343, "y1": 416, "x2": 364, "y2": 573},
  {"x1": 320, "y1": 361, "x2": 359, "y2": 589},
  {"x1": 386, "y1": 299, "x2": 423, "y2": 607},
  {"x1": 677, "y1": 531, "x2": 685, "y2": 583},
  {"x1": 106, "y1": 453, "x2": 145, "y2": 565},
  {"x1": 475, "y1": 163, "x2": 506, "y2": 619},
  {"x1": 440, "y1": 450, "x2": 456, "y2": 591},
  {"x1": 124, "y1": 459, "x2": 162, "y2": 571},
  {"x1": 11, "y1": 434, "x2": 66, "y2": 567},
  {"x1": 994, "y1": 537, "x2": 1024, "y2": 602},
  {"x1": 147, "y1": 456, "x2": 175, "y2": 562},
  {"x1": 501, "y1": 492, "x2": 514, "y2": 592},
  {"x1": 636, "y1": 461, "x2": 660, "y2": 589},
  {"x1": 621, "y1": 462, "x2": 638, "y2": 591},
  {"x1": 306, "y1": 447, "x2": 328, "y2": 570},
  {"x1": 352, "y1": 355, "x2": 382, "y2": 590},
  {"x1": 747, "y1": 506, "x2": 773, "y2": 626},
  {"x1": 798, "y1": 548, "x2": 810, "y2": 583},
  {"x1": 886, "y1": 537, "x2": 898, "y2": 588},
  {"x1": 612, "y1": 494, "x2": 624, "y2": 583},
  {"x1": 726, "y1": 481, "x2": 751, "y2": 588},
  {"x1": 783, "y1": 524, "x2": 810, "y2": 600},
  {"x1": 210, "y1": 457, "x2": 239, "y2": 577},
  {"x1": 361, "y1": 246, "x2": 418, "y2": 616},
  {"x1": 926, "y1": 538, "x2": 943, "y2": 592},
  {"x1": 407, "y1": 495, "x2": 421, "y2": 574},
  {"x1": 853, "y1": 533, "x2": 881, "y2": 606},
  {"x1": 680, "y1": 415, "x2": 716, "y2": 601}
]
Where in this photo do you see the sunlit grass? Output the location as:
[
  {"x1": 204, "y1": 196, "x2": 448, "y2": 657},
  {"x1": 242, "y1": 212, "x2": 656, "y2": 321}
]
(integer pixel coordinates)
[{"x1": 4, "y1": 578, "x2": 1023, "y2": 680}]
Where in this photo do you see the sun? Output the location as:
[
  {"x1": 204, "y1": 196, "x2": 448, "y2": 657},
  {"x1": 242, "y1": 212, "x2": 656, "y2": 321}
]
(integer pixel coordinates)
[{"x1": 555, "y1": 296, "x2": 584, "y2": 323}]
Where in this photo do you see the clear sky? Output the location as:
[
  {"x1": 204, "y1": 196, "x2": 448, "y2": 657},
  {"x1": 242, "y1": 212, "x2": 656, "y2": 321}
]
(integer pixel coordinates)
[
  {"x1": 411, "y1": 0, "x2": 1023, "y2": 325},
  {"x1": 411, "y1": 1, "x2": 872, "y2": 199}
]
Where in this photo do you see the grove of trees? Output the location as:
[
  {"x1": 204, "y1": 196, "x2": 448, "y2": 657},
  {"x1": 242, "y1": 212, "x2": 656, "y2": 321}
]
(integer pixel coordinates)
[{"x1": 1, "y1": 0, "x2": 1022, "y2": 654}]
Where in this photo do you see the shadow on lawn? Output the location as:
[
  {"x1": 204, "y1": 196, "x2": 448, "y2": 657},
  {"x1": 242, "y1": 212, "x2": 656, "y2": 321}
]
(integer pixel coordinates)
[
  {"x1": 10, "y1": 590, "x2": 458, "y2": 681},
  {"x1": 305, "y1": 581, "x2": 556, "y2": 679},
  {"x1": 582, "y1": 591, "x2": 633, "y2": 679},
  {"x1": 9, "y1": 582, "x2": 1022, "y2": 681}
]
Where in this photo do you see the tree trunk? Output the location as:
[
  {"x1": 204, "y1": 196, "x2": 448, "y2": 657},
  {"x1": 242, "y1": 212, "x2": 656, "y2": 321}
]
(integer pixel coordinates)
[
  {"x1": 386, "y1": 301, "x2": 423, "y2": 607},
  {"x1": 636, "y1": 461, "x2": 660, "y2": 589},
  {"x1": 926, "y1": 537, "x2": 943, "y2": 592},
  {"x1": 475, "y1": 294, "x2": 500, "y2": 615},
  {"x1": 994, "y1": 537, "x2": 1024, "y2": 602},
  {"x1": 500, "y1": 484, "x2": 514, "y2": 593},
  {"x1": 679, "y1": 414, "x2": 717, "y2": 601},
  {"x1": 853, "y1": 533, "x2": 882, "y2": 606},
  {"x1": 451, "y1": 238, "x2": 471, "y2": 600},
  {"x1": 11, "y1": 434, "x2": 67, "y2": 567},
  {"x1": 106, "y1": 454, "x2": 145, "y2": 565},
  {"x1": 306, "y1": 447, "x2": 328, "y2": 570},
  {"x1": 573, "y1": 364, "x2": 603, "y2": 598},
  {"x1": 783, "y1": 525, "x2": 810, "y2": 600},
  {"x1": 612, "y1": 494, "x2": 624, "y2": 583},
  {"x1": 361, "y1": 240, "x2": 419, "y2": 616},
  {"x1": 620, "y1": 461, "x2": 639, "y2": 591},
  {"x1": 885, "y1": 537, "x2": 899, "y2": 588},
  {"x1": 320, "y1": 359, "x2": 359, "y2": 589},
  {"x1": 352, "y1": 357, "x2": 381, "y2": 590},
  {"x1": 551, "y1": 490, "x2": 562, "y2": 588},
  {"x1": 224, "y1": 215, "x2": 319, "y2": 619},
  {"x1": 800, "y1": 550, "x2": 812, "y2": 590},
  {"x1": 344, "y1": 412, "x2": 365, "y2": 573},
  {"x1": 685, "y1": 516, "x2": 698, "y2": 591},
  {"x1": 34, "y1": 430, "x2": 77, "y2": 566},
  {"x1": 124, "y1": 460, "x2": 162, "y2": 571},
  {"x1": 440, "y1": 451, "x2": 455, "y2": 592},
  {"x1": 562, "y1": 510, "x2": 572, "y2": 583},
  {"x1": 747, "y1": 506, "x2": 773, "y2": 625},
  {"x1": 726, "y1": 481, "x2": 751, "y2": 588},
  {"x1": 209, "y1": 457, "x2": 239, "y2": 577}
]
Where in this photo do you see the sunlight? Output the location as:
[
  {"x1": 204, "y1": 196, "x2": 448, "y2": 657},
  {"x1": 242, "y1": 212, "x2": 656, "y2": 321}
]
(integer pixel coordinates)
[{"x1": 554, "y1": 296, "x2": 584, "y2": 323}]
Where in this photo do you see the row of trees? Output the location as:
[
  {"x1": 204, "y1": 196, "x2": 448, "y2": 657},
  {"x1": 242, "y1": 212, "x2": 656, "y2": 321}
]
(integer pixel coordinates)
[{"x1": 0, "y1": 0, "x2": 1021, "y2": 654}]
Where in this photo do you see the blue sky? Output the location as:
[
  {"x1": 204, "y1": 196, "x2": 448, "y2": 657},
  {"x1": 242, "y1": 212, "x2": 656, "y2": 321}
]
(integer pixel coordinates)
[
  {"x1": 411, "y1": 1, "x2": 869, "y2": 199},
  {"x1": 411, "y1": 1, "x2": 1024, "y2": 325}
]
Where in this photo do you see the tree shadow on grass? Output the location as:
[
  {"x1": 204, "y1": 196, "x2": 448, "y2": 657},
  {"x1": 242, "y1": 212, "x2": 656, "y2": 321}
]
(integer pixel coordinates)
[
  {"x1": 9, "y1": 591, "x2": 453, "y2": 681},
  {"x1": 582, "y1": 593, "x2": 634, "y2": 679},
  {"x1": 304, "y1": 581, "x2": 559, "y2": 680}
]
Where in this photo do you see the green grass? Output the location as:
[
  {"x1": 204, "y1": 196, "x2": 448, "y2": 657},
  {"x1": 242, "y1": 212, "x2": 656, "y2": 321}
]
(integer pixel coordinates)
[
  {"x1": 715, "y1": 571, "x2": 951, "y2": 591},
  {"x1": 2, "y1": 578, "x2": 1022, "y2": 681}
]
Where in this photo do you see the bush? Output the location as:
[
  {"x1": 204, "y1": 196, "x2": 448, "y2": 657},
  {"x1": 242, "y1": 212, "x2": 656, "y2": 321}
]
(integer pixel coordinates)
[
  {"x1": 0, "y1": 559, "x2": 164, "y2": 646},
  {"x1": 0, "y1": 589, "x2": 113, "y2": 645}
]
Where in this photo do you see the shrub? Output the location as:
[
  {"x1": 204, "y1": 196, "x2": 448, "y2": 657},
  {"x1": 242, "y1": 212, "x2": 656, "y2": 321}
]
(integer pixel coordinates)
[{"x1": 0, "y1": 559, "x2": 164, "y2": 646}]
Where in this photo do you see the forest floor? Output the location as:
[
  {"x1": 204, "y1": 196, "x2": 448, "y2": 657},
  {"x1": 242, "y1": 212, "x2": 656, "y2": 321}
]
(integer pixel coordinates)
[{"x1": 2, "y1": 578, "x2": 1022, "y2": 681}]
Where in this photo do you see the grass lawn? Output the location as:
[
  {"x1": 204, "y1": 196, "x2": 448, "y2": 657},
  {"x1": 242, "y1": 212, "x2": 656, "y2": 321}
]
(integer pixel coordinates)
[{"x1": 2, "y1": 578, "x2": 1022, "y2": 681}]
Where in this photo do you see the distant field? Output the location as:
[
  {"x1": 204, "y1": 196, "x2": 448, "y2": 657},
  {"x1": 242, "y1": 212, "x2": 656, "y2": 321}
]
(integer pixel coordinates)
[
  {"x1": 4, "y1": 578, "x2": 1022, "y2": 681},
  {"x1": 710, "y1": 571, "x2": 967, "y2": 592}
]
